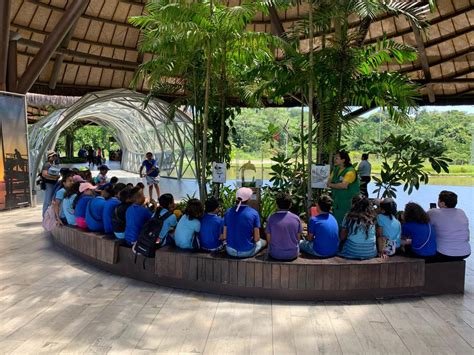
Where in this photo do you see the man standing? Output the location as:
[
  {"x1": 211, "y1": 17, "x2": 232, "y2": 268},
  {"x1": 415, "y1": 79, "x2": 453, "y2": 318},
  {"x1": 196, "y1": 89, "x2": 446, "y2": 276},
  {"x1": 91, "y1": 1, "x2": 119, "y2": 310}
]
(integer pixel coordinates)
[
  {"x1": 139, "y1": 152, "x2": 160, "y2": 200},
  {"x1": 358, "y1": 153, "x2": 372, "y2": 198}
]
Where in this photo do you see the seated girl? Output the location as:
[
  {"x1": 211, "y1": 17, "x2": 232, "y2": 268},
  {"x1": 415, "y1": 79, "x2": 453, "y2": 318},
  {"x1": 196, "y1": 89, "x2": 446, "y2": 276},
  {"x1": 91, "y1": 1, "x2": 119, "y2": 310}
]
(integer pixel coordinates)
[
  {"x1": 61, "y1": 181, "x2": 80, "y2": 226},
  {"x1": 85, "y1": 187, "x2": 111, "y2": 232},
  {"x1": 338, "y1": 195, "x2": 377, "y2": 260},
  {"x1": 102, "y1": 183, "x2": 126, "y2": 235},
  {"x1": 73, "y1": 183, "x2": 97, "y2": 229},
  {"x1": 224, "y1": 187, "x2": 267, "y2": 258},
  {"x1": 199, "y1": 197, "x2": 225, "y2": 252},
  {"x1": 152, "y1": 193, "x2": 178, "y2": 247},
  {"x1": 376, "y1": 198, "x2": 401, "y2": 258},
  {"x1": 174, "y1": 198, "x2": 204, "y2": 250},
  {"x1": 402, "y1": 202, "x2": 437, "y2": 259}
]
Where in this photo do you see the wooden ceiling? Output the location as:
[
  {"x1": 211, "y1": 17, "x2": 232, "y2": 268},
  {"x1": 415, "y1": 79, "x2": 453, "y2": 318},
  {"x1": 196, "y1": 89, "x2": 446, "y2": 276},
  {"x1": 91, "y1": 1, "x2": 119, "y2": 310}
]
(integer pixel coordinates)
[{"x1": 8, "y1": 0, "x2": 474, "y2": 106}]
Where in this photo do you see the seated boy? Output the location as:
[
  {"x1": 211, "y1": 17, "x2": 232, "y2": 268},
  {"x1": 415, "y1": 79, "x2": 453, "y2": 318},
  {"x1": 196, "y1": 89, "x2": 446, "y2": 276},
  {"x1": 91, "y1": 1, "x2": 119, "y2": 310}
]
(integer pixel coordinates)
[
  {"x1": 199, "y1": 197, "x2": 225, "y2": 252},
  {"x1": 300, "y1": 195, "x2": 339, "y2": 258},
  {"x1": 224, "y1": 187, "x2": 266, "y2": 258},
  {"x1": 94, "y1": 164, "x2": 110, "y2": 186},
  {"x1": 125, "y1": 187, "x2": 152, "y2": 246},
  {"x1": 102, "y1": 183, "x2": 126, "y2": 234},
  {"x1": 265, "y1": 192, "x2": 302, "y2": 260},
  {"x1": 152, "y1": 193, "x2": 178, "y2": 247}
]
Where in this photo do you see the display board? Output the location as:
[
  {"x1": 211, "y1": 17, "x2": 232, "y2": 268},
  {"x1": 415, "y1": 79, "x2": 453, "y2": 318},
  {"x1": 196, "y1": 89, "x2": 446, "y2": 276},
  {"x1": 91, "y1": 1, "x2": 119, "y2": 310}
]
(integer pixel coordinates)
[{"x1": 0, "y1": 92, "x2": 31, "y2": 210}]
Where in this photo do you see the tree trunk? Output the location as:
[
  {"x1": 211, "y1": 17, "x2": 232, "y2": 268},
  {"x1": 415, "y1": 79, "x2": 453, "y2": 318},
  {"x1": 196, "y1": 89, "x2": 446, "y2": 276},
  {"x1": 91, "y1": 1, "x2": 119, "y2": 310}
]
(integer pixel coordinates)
[
  {"x1": 201, "y1": 39, "x2": 212, "y2": 202},
  {"x1": 307, "y1": 0, "x2": 314, "y2": 208},
  {"x1": 65, "y1": 131, "x2": 74, "y2": 158}
]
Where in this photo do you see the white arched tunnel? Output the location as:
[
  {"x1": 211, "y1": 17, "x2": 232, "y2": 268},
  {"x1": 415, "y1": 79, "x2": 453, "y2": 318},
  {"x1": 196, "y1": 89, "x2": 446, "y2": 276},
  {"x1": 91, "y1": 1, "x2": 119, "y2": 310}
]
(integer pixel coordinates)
[{"x1": 28, "y1": 89, "x2": 195, "y2": 185}]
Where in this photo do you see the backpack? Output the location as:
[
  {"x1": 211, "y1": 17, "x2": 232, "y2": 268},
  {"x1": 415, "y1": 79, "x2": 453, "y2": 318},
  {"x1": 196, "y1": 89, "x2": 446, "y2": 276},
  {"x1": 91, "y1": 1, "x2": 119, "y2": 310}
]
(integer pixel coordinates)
[
  {"x1": 111, "y1": 203, "x2": 129, "y2": 233},
  {"x1": 42, "y1": 205, "x2": 57, "y2": 232},
  {"x1": 133, "y1": 210, "x2": 173, "y2": 267}
]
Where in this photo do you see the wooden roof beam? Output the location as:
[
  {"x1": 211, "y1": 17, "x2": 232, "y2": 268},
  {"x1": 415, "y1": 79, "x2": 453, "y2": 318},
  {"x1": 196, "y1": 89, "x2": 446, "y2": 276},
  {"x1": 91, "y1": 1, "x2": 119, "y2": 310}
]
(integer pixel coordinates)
[
  {"x1": 11, "y1": 23, "x2": 138, "y2": 51},
  {"x1": 268, "y1": 4, "x2": 284, "y2": 37},
  {"x1": 26, "y1": 0, "x2": 136, "y2": 30},
  {"x1": 18, "y1": 38, "x2": 138, "y2": 69},
  {"x1": 17, "y1": 0, "x2": 90, "y2": 94},
  {"x1": 18, "y1": 50, "x2": 136, "y2": 72},
  {"x1": 410, "y1": 20, "x2": 435, "y2": 103}
]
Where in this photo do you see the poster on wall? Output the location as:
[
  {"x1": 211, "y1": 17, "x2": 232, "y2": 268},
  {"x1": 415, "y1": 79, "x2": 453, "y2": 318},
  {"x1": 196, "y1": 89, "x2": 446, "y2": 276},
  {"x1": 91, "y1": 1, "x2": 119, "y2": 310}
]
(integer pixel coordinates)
[
  {"x1": 212, "y1": 162, "x2": 226, "y2": 184},
  {"x1": 0, "y1": 92, "x2": 31, "y2": 210},
  {"x1": 311, "y1": 164, "x2": 330, "y2": 189}
]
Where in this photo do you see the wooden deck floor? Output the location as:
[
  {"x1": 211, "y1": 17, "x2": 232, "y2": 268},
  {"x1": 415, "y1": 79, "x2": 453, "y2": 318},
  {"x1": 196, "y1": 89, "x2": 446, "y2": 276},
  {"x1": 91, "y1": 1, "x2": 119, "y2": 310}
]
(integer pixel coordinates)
[{"x1": 0, "y1": 207, "x2": 473, "y2": 354}]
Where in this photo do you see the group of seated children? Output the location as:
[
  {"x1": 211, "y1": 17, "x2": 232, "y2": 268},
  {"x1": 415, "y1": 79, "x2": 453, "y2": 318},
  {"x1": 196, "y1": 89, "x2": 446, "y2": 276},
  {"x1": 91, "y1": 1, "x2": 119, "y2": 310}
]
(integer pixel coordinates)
[{"x1": 53, "y1": 171, "x2": 470, "y2": 263}]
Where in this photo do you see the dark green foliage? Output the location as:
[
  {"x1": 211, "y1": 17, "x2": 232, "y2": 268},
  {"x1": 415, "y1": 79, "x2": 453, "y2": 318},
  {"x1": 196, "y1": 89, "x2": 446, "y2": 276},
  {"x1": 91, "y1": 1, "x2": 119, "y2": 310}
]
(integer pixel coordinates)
[{"x1": 372, "y1": 134, "x2": 452, "y2": 198}]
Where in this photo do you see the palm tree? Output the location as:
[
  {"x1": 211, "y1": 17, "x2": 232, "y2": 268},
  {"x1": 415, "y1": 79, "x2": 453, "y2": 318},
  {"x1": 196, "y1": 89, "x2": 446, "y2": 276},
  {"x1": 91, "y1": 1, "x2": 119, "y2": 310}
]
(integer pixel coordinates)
[
  {"x1": 131, "y1": 0, "x2": 279, "y2": 200},
  {"x1": 246, "y1": 0, "x2": 430, "y2": 203}
]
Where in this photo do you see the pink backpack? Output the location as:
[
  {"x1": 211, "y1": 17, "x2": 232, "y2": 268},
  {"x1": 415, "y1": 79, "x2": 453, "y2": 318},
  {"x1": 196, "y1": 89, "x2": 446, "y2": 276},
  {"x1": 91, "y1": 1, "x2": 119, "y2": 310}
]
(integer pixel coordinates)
[{"x1": 42, "y1": 205, "x2": 57, "y2": 232}]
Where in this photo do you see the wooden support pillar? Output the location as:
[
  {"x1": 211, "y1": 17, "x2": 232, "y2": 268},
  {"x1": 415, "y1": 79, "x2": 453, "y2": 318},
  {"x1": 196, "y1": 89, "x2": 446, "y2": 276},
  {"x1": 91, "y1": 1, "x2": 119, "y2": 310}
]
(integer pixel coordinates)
[
  {"x1": 7, "y1": 32, "x2": 20, "y2": 92},
  {"x1": 410, "y1": 21, "x2": 435, "y2": 103},
  {"x1": 16, "y1": 0, "x2": 89, "y2": 94},
  {"x1": 0, "y1": 0, "x2": 12, "y2": 91}
]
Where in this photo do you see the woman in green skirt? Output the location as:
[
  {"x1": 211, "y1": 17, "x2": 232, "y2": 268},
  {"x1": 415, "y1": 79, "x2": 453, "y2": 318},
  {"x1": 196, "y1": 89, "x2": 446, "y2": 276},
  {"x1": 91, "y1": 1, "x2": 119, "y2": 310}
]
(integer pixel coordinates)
[{"x1": 327, "y1": 151, "x2": 360, "y2": 226}]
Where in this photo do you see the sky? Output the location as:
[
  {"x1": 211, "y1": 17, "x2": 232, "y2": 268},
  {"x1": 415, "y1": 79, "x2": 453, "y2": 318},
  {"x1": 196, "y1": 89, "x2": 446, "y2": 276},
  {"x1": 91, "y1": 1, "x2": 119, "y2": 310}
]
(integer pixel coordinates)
[{"x1": 361, "y1": 105, "x2": 474, "y2": 117}]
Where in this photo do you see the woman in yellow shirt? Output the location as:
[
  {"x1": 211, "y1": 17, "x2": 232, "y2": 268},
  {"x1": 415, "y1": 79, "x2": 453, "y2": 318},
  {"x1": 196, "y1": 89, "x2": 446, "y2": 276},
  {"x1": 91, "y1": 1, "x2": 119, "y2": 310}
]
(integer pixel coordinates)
[{"x1": 327, "y1": 151, "x2": 360, "y2": 226}]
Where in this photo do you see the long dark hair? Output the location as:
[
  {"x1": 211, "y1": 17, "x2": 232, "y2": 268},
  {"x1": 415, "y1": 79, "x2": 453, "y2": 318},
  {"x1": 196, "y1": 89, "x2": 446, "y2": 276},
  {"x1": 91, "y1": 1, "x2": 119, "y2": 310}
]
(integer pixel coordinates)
[
  {"x1": 185, "y1": 198, "x2": 204, "y2": 221},
  {"x1": 345, "y1": 195, "x2": 376, "y2": 237},
  {"x1": 64, "y1": 182, "x2": 79, "y2": 199},
  {"x1": 380, "y1": 198, "x2": 397, "y2": 220},
  {"x1": 404, "y1": 202, "x2": 430, "y2": 224},
  {"x1": 337, "y1": 150, "x2": 352, "y2": 168}
]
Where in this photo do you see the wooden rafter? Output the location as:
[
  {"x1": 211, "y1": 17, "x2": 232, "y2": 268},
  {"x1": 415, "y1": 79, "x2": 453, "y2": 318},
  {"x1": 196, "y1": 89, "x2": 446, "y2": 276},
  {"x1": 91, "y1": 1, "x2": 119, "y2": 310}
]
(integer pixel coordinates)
[{"x1": 410, "y1": 21, "x2": 435, "y2": 103}]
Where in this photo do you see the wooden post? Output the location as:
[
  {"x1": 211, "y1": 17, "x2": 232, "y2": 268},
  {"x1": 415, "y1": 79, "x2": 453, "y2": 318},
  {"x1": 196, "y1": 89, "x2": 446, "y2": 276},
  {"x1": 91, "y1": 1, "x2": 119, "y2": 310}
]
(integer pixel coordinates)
[
  {"x1": 16, "y1": 0, "x2": 89, "y2": 93},
  {"x1": 0, "y1": 0, "x2": 12, "y2": 91},
  {"x1": 6, "y1": 32, "x2": 20, "y2": 92}
]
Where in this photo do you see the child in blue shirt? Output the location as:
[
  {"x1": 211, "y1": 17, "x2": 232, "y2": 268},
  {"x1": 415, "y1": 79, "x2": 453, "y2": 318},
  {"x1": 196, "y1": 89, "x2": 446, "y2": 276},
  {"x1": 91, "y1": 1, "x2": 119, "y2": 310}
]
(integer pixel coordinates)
[
  {"x1": 74, "y1": 183, "x2": 97, "y2": 229},
  {"x1": 125, "y1": 187, "x2": 152, "y2": 246},
  {"x1": 62, "y1": 181, "x2": 80, "y2": 226},
  {"x1": 224, "y1": 187, "x2": 266, "y2": 258},
  {"x1": 376, "y1": 198, "x2": 401, "y2": 258},
  {"x1": 338, "y1": 195, "x2": 377, "y2": 260},
  {"x1": 149, "y1": 193, "x2": 178, "y2": 247},
  {"x1": 85, "y1": 189, "x2": 109, "y2": 232},
  {"x1": 112, "y1": 187, "x2": 132, "y2": 240},
  {"x1": 199, "y1": 197, "x2": 225, "y2": 252},
  {"x1": 300, "y1": 195, "x2": 339, "y2": 258},
  {"x1": 102, "y1": 183, "x2": 126, "y2": 234},
  {"x1": 401, "y1": 202, "x2": 437, "y2": 259},
  {"x1": 174, "y1": 198, "x2": 204, "y2": 250}
]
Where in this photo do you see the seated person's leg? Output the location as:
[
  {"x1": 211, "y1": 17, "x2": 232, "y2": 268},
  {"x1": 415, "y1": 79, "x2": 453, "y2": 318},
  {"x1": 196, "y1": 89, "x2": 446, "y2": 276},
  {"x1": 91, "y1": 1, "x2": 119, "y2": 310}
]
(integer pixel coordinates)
[{"x1": 253, "y1": 239, "x2": 267, "y2": 256}]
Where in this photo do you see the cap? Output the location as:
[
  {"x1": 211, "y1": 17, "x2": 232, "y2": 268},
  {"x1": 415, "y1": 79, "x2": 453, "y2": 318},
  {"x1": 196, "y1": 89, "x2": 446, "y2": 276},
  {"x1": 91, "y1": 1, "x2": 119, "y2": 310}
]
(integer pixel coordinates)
[
  {"x1": 79, "y1": 182, "x2": 97, "y2": 193},
  {"x1": 236, "y1": 187, "x2": 253, "y2": 211},
  {"x1": 47, "y1": 150, "x2": 57, "y2": 158},
  {"x1": 99, "y1": 164, "x2": 110, "y2": 171},
  {"x1": 72, "y1": 175, "x2": 85, "y2": 183}
]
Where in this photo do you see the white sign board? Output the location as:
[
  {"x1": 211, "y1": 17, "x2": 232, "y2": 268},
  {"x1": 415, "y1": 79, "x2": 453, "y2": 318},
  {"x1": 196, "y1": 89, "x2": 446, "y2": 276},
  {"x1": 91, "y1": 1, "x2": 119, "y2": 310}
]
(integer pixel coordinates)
[
  {"x1": 212, "y1": 162, "x2": 226, "y2": 184},
  {"x1": 311, "y1": 164, "x2": 330, "y2": 189}
]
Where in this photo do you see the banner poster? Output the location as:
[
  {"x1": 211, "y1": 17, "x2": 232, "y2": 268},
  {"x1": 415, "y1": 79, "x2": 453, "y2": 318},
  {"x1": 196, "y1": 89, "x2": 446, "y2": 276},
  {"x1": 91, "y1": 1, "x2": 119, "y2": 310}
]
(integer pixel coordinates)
[
  {"x1": 0, "y1": 92, "x2": 31, "y2": 210},
  {"x1": 212, "y1": 162, "x2": 226, "y2": 184},
  {"x1": 311, "y1": 164, "x2": 330, "y2": 189}
]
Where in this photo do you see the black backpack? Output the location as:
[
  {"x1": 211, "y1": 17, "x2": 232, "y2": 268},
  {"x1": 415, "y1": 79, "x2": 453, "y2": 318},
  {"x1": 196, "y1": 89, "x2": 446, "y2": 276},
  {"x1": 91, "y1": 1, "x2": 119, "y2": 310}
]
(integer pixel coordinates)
[
  {"x1": 133, "y1": 210, "x2": 173, "y2": 266},
  {"x1": 111, "y1": 203, "x2": 130, "y2": 233}
]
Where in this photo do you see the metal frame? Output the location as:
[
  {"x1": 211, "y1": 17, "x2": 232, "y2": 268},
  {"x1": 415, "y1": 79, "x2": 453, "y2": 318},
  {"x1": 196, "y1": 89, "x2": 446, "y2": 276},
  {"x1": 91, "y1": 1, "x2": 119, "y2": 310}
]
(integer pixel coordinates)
[{"x1": 28, "y1": 89, "x2": 195, "y2": 186}]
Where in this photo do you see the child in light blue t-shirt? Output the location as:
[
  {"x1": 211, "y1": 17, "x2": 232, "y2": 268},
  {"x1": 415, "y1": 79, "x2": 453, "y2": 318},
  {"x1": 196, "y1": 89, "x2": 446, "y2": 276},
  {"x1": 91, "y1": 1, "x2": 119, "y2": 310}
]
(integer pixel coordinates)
[
  {"x1": 376, "y1": 198, "x2": 401, "y2": 258},
  {"x1": 174, "y1": 199, "x2": 204, "y2": 250},
  {"x1": 338, "y1": 195, "x2": 377, "y2": 260}
]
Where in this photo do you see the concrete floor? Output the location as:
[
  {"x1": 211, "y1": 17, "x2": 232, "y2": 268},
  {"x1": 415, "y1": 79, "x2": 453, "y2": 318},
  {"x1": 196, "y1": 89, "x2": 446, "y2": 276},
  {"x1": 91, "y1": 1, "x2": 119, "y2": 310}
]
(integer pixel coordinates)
[{"x1": 0, "y1": 206, "x2": 473, "y2": 354}]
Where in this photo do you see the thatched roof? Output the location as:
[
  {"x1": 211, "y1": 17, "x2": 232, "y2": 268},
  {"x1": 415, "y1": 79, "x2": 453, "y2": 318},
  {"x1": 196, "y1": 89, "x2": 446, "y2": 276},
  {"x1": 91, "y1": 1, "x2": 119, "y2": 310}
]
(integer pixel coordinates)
[{"x1": 9, "y1": 0, "x2": 474, "y2": 106}]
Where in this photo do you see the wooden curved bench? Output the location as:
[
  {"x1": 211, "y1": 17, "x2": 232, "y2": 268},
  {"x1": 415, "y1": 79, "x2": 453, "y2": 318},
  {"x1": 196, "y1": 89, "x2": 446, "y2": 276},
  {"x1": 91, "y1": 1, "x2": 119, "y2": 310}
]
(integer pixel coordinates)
[{"x1": 50, "y1": 226, "x2": 466, "y2": 301}]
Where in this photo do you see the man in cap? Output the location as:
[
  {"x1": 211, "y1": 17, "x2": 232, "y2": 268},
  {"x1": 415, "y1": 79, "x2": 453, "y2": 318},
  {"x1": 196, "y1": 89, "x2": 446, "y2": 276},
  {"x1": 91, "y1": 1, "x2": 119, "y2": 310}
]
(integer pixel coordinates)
[
  {"x1": 41, "y1": 150, "x2": 60, "y2": 216},
  {"x1": 223, "y1": 187, "x2": 267, "y2": 258}
]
